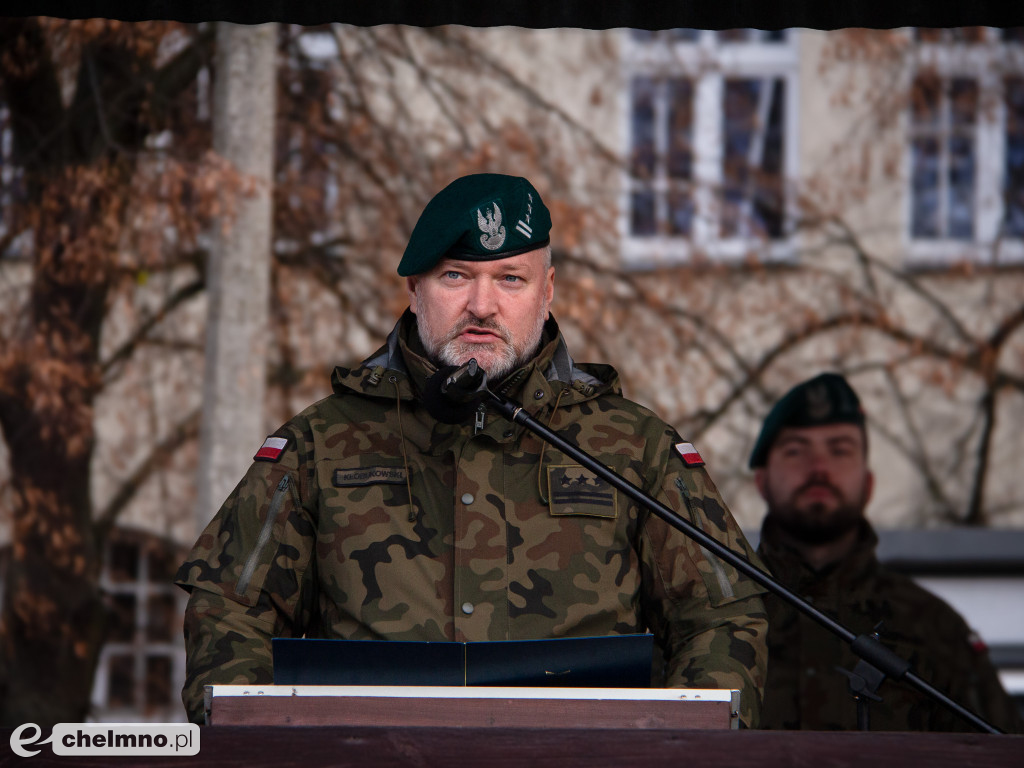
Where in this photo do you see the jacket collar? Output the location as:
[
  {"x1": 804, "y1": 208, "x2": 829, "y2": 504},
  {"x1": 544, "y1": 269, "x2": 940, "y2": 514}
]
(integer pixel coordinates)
[
  {"x1": 757, "y1": 515, "x2": 881, "y2": 592},
  {"x1": 332, "y1": 309, "x2": 618, "y2": 406}
]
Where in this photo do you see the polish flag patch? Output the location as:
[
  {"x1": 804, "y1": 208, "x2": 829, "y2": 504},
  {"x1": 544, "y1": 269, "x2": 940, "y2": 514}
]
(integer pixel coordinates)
[
  {"x1": 968, "y1": 630, "x2": 988, "y2": 654},
  {"x1": 254, "y1": 436, "x2": 288, "y2": 462},
  {"x1": 674, "y1": 442, "x2": 704, "y2": 467}
]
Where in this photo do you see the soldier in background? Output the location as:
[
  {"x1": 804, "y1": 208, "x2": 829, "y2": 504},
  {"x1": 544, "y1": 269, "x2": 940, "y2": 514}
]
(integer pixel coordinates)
[
  {"x1": 750, "y1": 372, "x2": 1021, "y2": 732},
  {"x1": 175, "y1": 174, "x2": 769, "y2": 725}
]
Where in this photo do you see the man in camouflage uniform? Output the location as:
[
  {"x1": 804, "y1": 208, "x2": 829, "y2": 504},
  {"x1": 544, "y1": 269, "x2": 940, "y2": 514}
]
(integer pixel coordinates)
[
  {"x1": 176, "y1": 174, "x2": 768, "y2": 726},
  {"x1": 750, "y1": 372, "x2": 1021, "y2": 732}
]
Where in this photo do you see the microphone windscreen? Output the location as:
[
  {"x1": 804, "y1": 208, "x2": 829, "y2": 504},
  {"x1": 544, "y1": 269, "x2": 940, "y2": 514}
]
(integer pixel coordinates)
[{"x1": 422, "y1": 365, "x2": 482, "y2": 424}]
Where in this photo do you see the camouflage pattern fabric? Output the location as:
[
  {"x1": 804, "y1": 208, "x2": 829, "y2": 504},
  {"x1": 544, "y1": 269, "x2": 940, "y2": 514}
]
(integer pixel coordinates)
[
  {"x1": 176, "y1": 313, "x2": 768, "y2": 725},
  {"x1": 757, "y1": 516, "x2": 1022, "y2": 732}
]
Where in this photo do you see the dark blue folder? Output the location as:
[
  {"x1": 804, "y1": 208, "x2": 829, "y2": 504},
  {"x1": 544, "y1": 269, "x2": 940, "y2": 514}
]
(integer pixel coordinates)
[{"x1": 272, "y1": 634, "x2": 654, "y2": 688}]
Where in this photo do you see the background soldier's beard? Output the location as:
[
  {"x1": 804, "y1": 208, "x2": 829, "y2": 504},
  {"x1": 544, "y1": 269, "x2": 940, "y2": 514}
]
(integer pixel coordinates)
[{"x1": 765, "y1": 480, "x2": 869, "y2": 546}]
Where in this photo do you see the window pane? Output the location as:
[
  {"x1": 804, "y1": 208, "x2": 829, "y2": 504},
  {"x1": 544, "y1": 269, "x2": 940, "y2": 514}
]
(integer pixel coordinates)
[
  {"x1": 959, "y1": 27, "x2": 988, "y2": 43},
  {"x1": 950, "y1": 79, "x2": 978, "y2": 128},
  {"x1": 109, "y1": 594, "x2": 137, "y2": 643},
  {"x1": 146, "y1": 593, "x2": 178, "y2": 642},
  {"x1": 666, "y1": 78, "x2": 693, "y2": 180},
  {"x1": 145, "y1": 656, "x2": 173, "y2": 709},
  {"x1": 630, "y1": 76, "x2": 656, "y2": 180},
  {"x1": 947, "y1": 80, "x2": 976, "y2": 240},
  {"x1": 668, "y1": 189, "x2": 693, "y2": 236},
  {"x1": 630, "y1": 75, "x2": 657, "y2": 238},
  {"x1": 722, "y1": 78, "x2": 786, "y2": 238},
  {"x1": 147, "y1": 545, "x2": 179, "y2": 582},
  {"x1": 631, "y1": 29, "x2": 699, "y2": 43},
  {"x1": 1005, "y1": 77, "x2": 1024, "y2": 237},
  {"x1": 756, "y1": 79, "x2": 786, "y2": 238},
  {"x1": 108, "y1": 542, "x2": 139, "y2": 583},
  {"x1": 948, "y1": 135, "x2": 975, "y2": 239},
  {"x1": 668, "y1": 29, "x2": 701, "y2": 43},
  {"x1": 722, "y1": 79, "x2": 758, "y2": 236},
  {"x1": 108, "y1": 655, "x2": 135, "y2": 709},
  {"x1": 911, "y1": 77, "x2": 941, "y2": 128},
  {"x1": 912, "y1": 137, "x2": 940, "y2": 238},
  {"x1": 631, "y1": 190, "x2": 656, "y2": 236},
  {"x1": 915, "y1": 28, "x2": 987, "y2": 43},
  {"x1": 718, "y1": 29, "x2": 788, "y2": 44},
  {"x1": 718, "y1": 29, "x2": 750, "y2": 44}
]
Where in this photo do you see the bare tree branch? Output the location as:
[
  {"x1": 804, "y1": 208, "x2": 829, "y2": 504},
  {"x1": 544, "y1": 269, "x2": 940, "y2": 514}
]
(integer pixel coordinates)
[
  {"x1": 964, "y1": 385, "x2": 997, "y2": 526},
  {"x1": 93, "y1": 408, "x2": 201, "y2": 539},
  {"x1": 100, "y1": 274, "x2": 205, "y2": 382}
]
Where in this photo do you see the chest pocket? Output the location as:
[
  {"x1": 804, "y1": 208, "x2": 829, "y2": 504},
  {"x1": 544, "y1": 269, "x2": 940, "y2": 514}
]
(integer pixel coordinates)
[{"x1": 546, "y1": 464, "x2": 618, "y2": 519}]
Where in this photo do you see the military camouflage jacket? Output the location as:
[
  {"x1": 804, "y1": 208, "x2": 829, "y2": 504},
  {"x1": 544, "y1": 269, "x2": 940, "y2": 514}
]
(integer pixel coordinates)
[
  {"x1": 176, "y1": 313, "x2": 768, "y2": 725},
  {"x1": 757, "y1": 517, "x2": 1021, "y2": 732}
]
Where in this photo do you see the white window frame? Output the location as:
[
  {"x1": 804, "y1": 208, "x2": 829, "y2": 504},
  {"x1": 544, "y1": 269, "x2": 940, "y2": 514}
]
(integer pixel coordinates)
[
  {"x1": 620, "y1": 29, "x2": 800, "y2": 268},
  {"x1": 91, "y1": 531, "x2": 188, "y2": 723},
  {"x1": 905, "y1": 27, "x2": 1024, "y2": 268}
]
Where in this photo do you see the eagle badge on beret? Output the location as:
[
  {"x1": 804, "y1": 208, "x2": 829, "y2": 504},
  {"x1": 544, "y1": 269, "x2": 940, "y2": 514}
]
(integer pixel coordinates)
[{"x1": 477, "y1": 202, "x2": 506, "y2": 251}]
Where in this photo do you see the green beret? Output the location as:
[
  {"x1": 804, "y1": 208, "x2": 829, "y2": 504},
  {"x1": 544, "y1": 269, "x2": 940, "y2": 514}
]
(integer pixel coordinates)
[
  {"x1": 398, "y1": 174, "x2": 552, "y2": 276},
  {"x1": 748, "y1": 373, "x2": 865, "y2": 468}
]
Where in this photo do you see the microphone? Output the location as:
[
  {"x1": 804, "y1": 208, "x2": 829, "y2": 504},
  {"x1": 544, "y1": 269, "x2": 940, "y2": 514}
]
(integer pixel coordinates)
[
  {"x1": 442, "y1": 359, "x2": 487, "y2": 402},
  {"x1": 422, "y1": 359, "x2": 489, "y2": 424}
]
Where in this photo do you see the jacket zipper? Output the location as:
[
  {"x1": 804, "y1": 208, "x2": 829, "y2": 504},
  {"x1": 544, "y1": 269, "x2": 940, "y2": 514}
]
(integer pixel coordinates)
[
  {"x1": 675, "y1": 477, "x2": 734, "y2": 599},
  {"x1": 236, "y1": 475, "x2": 291, "y2": 597}
]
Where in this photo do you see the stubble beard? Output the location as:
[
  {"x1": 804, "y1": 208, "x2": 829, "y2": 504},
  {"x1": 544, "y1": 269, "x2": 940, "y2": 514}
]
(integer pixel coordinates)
[{"x1": 417, "y1": 309, "x2": 548, "y2": 382}]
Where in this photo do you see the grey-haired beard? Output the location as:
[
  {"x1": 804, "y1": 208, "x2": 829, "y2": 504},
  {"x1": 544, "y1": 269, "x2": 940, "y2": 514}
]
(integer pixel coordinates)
[{"x1": 417, "y1": 310, "x2": 547, "y2": 382}]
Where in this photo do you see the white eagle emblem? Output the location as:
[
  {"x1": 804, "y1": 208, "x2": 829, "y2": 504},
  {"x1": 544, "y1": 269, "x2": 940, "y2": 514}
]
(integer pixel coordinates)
[{"x1": 477, "y1": 203, "x2": 506, "y2": 251}]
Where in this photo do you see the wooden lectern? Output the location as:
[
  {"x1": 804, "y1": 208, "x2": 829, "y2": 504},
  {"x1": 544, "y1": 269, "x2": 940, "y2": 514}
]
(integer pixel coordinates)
[{"x1": 205, "y1": 685, "x2": 740, "y2": 730}]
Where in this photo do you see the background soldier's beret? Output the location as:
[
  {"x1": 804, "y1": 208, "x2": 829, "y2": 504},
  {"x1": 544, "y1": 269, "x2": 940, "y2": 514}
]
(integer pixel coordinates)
[
  {"x1": 748, "y1": 372, "x2": 866, "y2": 468},
  {"x1": 397, "y1": 173, "x2": 552, "y2": 276}
]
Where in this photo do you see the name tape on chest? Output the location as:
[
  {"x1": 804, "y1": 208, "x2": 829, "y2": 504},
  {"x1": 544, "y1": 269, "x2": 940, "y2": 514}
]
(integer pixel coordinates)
[
  {"x1": 334, "y1": 467, "x2": 408, "y2": 487},
  {"x1": 674, "y1": 442, "x2": 705, "y2": 467},
  {"x1": 254, "y1": 436, "x2": 288, "y2": 462}
]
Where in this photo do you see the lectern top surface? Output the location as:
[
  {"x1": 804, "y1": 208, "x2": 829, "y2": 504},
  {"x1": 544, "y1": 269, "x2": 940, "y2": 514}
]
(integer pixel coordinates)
[{"x1": 206, "y1": 684, "x2": 738, "y2": 702}]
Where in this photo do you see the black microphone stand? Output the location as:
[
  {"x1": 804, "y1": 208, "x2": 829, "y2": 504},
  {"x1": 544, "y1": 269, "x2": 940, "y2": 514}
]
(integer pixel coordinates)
[{"x1": 466, "y1": 374, "x2": 1002, "y2": 735}]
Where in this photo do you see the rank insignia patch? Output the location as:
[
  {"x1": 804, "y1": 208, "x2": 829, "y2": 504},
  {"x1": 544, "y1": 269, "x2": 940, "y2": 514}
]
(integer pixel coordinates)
[
  {"x1": 547, "y1": 465, "x2": 617, "y2": 519},
  {"x1": 674, "y1": 442, "x2": 705, "y2": 467},
  {"x1": 254, "y1": 436, "x2": 288, "y2": 462}
]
